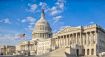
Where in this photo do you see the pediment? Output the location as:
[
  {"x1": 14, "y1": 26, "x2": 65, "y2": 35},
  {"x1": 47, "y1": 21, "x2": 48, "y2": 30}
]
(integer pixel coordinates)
[{"x1": 57, "y1": 26, "x2": 81, "y2": 34}]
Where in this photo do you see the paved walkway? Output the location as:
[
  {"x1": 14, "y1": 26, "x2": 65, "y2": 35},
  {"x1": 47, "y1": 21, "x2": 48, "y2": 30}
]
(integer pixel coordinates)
[{"x1": 0, "y1": 55, "x2": 36, "y2": 57}]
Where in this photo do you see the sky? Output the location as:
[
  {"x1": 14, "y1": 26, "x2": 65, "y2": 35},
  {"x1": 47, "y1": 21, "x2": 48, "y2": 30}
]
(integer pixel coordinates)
[{"x1": 0, "y1": 0, "x2": 105, "y2": 45}]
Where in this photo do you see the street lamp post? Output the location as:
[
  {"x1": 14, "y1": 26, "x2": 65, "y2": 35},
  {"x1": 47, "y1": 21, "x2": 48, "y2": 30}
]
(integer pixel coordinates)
[
  {"x1": 4, "y1": 45, "x2": 7, "y2": 55},
  {"x1": 28, "y1": 41, "x2": 30, "y2": 56},
  {"x1": 34, "y1": 41, "x2": 37, "y2": 55}
]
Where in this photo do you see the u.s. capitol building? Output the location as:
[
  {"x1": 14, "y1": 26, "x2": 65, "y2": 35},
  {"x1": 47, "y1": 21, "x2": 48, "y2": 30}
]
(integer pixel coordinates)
[{"x1": 16, "y1": 9, "x2": 105, "y2": 57}]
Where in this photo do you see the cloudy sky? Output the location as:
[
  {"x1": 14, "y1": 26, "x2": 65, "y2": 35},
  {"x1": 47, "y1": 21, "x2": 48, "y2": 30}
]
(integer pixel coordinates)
[{"x1": 0, "y1": 0, "x2": 105, "y2": 45}]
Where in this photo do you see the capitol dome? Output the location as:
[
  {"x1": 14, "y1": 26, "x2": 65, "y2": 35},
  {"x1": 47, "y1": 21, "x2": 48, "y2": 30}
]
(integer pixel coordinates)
[{"x1": 32, "y1": 9, "x2": 52, "y2": 40}]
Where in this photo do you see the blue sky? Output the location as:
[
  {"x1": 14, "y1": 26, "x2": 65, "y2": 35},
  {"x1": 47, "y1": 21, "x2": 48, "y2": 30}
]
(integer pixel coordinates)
[{"x1": 0, "y1": 0, "x2": 105, "y2": 45}]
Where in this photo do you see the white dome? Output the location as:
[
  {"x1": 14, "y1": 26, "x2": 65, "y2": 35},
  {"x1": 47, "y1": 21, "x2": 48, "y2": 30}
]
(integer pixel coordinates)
[{"x1": 32, "y1": 9, "x2": 52, "y2": 40}]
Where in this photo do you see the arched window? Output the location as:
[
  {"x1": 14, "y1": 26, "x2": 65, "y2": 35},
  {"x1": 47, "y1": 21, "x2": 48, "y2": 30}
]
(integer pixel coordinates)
[
  {"x1": 82, "y1": 49, "x2": 85, "y2": 56},
  {"x1": 87, "y1": 49, "x2": 89, "y2": 55},
  {"x1": 91, "y1": 49, "x2": 94, "y2": 55}
]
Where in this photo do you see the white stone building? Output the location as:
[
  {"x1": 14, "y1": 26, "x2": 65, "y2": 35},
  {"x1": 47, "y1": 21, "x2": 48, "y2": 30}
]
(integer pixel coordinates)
[
  {"x1": 52, "y1": 24, "x2": 105, "y2": 57},
  {"x1": 0, "y1": 45, "x2": 15, "y2": 55},
  {"x1": 16, "y1": 9, "x2": 105, "y2": 57}
]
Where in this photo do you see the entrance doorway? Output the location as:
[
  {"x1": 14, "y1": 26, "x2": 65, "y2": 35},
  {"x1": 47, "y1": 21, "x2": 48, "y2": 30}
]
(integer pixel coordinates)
[{"x1": 76, "y1": 49, "x2": 79, "y2": 56}]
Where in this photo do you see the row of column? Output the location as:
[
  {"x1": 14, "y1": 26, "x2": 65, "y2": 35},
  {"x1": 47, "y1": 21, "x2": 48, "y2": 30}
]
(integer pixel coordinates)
[
  {"x1": 82, "y1": 31, "x2": 96, "y2": 45},
  {"x1": 55, "y1": 31, "x2": 96, "y2": 48},
  {"x1": 36, "y1": 25, "x2": 49, "y2": 31},
  {"x1": 33, "y1": 33, "x2": 51, "y2": 39},
  {"x1": 76, "y1": 48, "x2": 95, "y2": 56},
  {"x1": 56, "y1": 32, "x2": 81, "y2": 48},
  {"x1": 84, "y1": 48, "x2": 95, "y2": 55},
  {"x1": 21, "y1": 45, "x2": 34, "y2": 51}
]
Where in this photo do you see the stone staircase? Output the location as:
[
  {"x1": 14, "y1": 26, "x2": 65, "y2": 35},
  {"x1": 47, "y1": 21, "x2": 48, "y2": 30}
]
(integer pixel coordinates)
[
  {"x1": 36, "y1": 48, "x2": 67, "y2": 57},
  {"x1": 49, "y1": 48, "x2": 66, "y2": 57}
]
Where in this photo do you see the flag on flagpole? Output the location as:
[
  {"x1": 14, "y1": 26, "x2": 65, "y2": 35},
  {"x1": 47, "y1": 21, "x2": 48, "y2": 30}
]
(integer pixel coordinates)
[{"x1": 17, "y1": 33, "x2": 26, "y2": 39}]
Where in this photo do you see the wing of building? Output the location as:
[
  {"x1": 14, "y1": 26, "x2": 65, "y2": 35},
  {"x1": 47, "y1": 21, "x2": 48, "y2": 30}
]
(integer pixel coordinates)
[
  {"x1": 16, "y1": 9, "x2": 105, "y2": 57},
  {"x1": 0, "y1": 45, "x2": 15, "y2": 55}
]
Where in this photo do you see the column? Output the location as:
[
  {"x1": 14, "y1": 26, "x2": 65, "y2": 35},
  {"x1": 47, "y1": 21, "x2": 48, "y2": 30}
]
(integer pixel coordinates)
[
  {"x1": 59, "y1": 37, "x2": 61, "y2": 47},
  {"x1": 71, "y1": 34, "x2": 73, "y2": 44},
  {"x1": 88, "y1": 32, "x2": 90, "y2": 45},
  {"x1": 85, "y1": 49, "x2": 87, "y2": 55},
  {"x1": 65, "y1": 35, "x2": 67, "y2": 47},
  {"x1": 79, "y1": 33, "x2": 81, "y2": 45},
  {"x1": 78, "y1": 33, "x2": 80, "y2": 45},
  {"x1": 61, "y1": 36, "x2": 62, "y2": 47},
  {"x1": 70, "y1": 34, "x2": 72, "y2": 45},
  {"x1": 86, "y1": 32, "x2": 88, "y2": 45},
  {"x1": 63, "y1": 35, "x2": 65, "y2": 47},
  {"x1": 56, "y1": 38, "x2": 57, "y2": 47},
  {"x1": 67, "y1": 35, "x2": 69, "y2": 47},
  {"x1": 74, "y1": 33, "x2": 75, "y2": 44},
  {"x1": 57, "y1": 38, "x2": 59, "y2": 47},
  {"x1": 89, "y1": 49, "x2": 91, "y2": 55},
  {"x1": 90, "y1": 32, "x2": 93, "y2": 45},
  {"x1": 84, "y1": 33, "x2": 86, "y2": 45},
  {"x1": 72, "y1": 34, "x2": 73, "y2": 44},
  {"x1": 60, "y1": 37, "x2": 63, "y2": 47},
  {"x1": 80, "y1": 32, "x2": 82, "y2": 45},
  {"x1": 76, "y1": 33, "x2": 77, "y2": 44},
  {"x1": 82, "y1": 33, "x2": 84, "y2": 45},
  {"x1": 68, "y1": 34, "x2": 71, "y2": 46},
  {"x1": 58, "y1": 36, "x2": 60, "y2": 47},
  {"x1": 73, "y1": 33, "x2": 76, "y2": 44},
  {"x1": 77, "y1": 33, "x2": 79, "y2": 44},
  {"x1": 89, "y1": 32, "x2": 91, "y2": 45},
  {"x1": 75, "y1": 33, "x2": 77, "y2": 44},
  {"x1": 94, "y1": 31, "x2": 97, "y2": 44}
]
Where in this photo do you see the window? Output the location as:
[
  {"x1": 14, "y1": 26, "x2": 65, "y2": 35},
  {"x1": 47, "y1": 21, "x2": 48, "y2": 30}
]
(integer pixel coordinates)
[
  {"x1": 91, "y1": 49, "x2": 94, "y2": 55},
  {"x1": 82, "y1": 49, "x2": 85, "y2": 56},
  {"x1": 87, "y1": 49, "x2": 89, "y2": 55},
  {"x1": 67, "y1": 35, "x2": 69, "y2": 38},
  {"x1": 76, "y1": 49, "x2": 79, "y2": 56}
]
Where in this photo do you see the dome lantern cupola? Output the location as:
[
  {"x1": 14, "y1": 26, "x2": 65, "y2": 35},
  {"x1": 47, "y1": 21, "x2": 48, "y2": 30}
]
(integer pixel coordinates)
[{"x1": 41, "y1": 9, "x2": 45, "y2": 19}]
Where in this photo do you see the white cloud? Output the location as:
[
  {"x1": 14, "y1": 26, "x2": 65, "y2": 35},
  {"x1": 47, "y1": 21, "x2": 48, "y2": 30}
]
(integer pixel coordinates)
[
  {"x1": 48, "y1": 0, "x2": 65, "y2": 24},
  {"x1": 0, "y1": 33, "x2": 18, "y2": 45},
  {"x1": 54, "y1": 16, "x2": 62, "y2": 23},
  {"x1": 51, "y1": 6, "x2": 57, "y2": 11},
  {"x1": 0, "y1": 18, "x2": 11, "y2": 24},
  {"x1": 54, "y1": 16, "x2": 62, "y2": 19},
  {"x1": 26, "y1": 17, "x2": 36, "y2": 23},
  {"x1": 21, "y1": 19, "x2": 26, "y2": 23},
  {"x1": 28, "y1": 4, "x2": 38, "y2": 12},
  {"x1": 4, "y1": 18, "x2": 11, "y2": 24},
  {"x1": 51, "y1": 10, "x2": 59, "y2": 16},
  {"x1": 28, "y1": 25, "x2": 33, "y2": 31},
  {"x1": 39, "y1": 2, "x2": 43, "y2": 6},
  {"x1": 21, "y1": 16, "x2": 36, "y2": 24},
  {"x1": 59, "y1": 3, "x2": 64, "y2": 10},
  {"x1": 21, "y1": 16, "x2": 36, "y2": 32},
  {"x1": 90, "y1": 21, "x2": 95, "y2": 24},
  {"x1": 56, "y1": 0, "x2": 65, "y2": 10}
]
